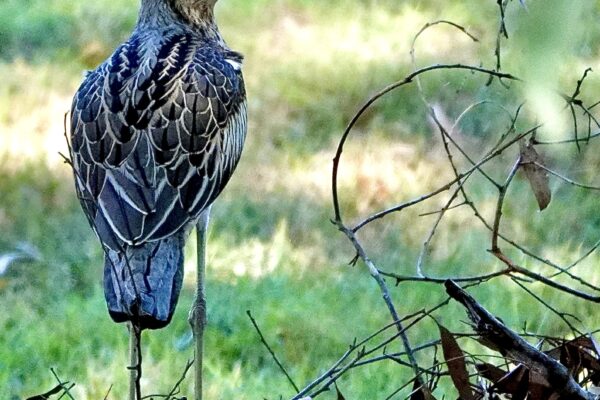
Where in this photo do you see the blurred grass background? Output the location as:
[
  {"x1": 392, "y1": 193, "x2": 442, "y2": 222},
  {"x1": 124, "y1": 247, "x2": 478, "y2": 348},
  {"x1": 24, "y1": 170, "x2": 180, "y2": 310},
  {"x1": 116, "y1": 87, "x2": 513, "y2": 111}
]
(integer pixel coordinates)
[{"x1": 2, "y1": 0, "x2": 600, "y2": 398}]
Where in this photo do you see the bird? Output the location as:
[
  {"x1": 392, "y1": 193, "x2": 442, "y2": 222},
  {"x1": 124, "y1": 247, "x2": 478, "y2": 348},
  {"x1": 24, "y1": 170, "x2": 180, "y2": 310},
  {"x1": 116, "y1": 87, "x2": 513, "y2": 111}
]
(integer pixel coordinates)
[{"x1": 69, "y1": 0, "x2": 247, "y2": 331}]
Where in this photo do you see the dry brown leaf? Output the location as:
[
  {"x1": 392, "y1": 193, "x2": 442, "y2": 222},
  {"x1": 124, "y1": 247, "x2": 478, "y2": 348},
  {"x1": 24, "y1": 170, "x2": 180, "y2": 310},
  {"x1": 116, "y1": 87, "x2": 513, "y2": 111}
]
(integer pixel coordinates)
[
  {"x1": 512, "y1": 366, "x2": 529, "y2": 400},
  {"x1": 492, "y1": 364, "x2": 529, "y2": 396},
  {"x1": 475, "y1": 362, "x2": 506, "y2": 383},
  {"x1": 335, "y1": 384, "x2": 346, "y2": 400},
  {"x1": 529, "y1": 369, "x2": 557, "y2": 399},
  {"x1": 546, "y1": 336, "x2": 595, "y2": 359},
  {"x1": 561, "y1": 343, "x2": 584, "y2": 376},
  {"x1": 486, "y1": 364, "x2": 556, "y2": 399},
  {"x1": 520, "y1": 141, "x2": 551, "y2": 210},
  {"x1": 546, "y1": 335, "x2": 600, "y2": 378},
  {"x1": 438, "y1": 324, "x2": 474, "y2": 400}
]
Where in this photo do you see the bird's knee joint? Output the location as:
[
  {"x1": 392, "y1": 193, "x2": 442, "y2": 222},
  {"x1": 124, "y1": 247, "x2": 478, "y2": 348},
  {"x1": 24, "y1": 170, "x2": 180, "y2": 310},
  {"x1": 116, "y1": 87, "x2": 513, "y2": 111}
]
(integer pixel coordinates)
[{"x1": 188, "y1": 303, "x2": 208, "y2": 332}]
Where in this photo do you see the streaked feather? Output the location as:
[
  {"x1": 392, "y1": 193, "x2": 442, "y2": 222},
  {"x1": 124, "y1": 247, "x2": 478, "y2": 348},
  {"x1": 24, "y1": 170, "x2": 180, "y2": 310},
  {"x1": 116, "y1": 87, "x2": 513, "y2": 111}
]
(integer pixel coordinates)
[
  {"x1": 70, "y1": 13, "x2": 247, "y2": 328},
  {"x1": 71, "y1": 29, "x2": 247, "y2": 249}
]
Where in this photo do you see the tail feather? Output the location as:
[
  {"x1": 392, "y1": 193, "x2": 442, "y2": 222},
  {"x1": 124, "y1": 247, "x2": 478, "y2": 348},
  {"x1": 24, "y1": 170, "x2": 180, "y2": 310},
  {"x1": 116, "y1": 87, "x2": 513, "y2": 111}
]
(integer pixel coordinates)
[{"x1": 103, "y1": 233, "x2": 185, "y2": 330}]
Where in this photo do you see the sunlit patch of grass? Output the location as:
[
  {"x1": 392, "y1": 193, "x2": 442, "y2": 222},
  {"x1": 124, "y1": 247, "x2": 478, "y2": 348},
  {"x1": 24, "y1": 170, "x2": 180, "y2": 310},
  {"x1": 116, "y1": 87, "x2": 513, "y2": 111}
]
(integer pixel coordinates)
[{"x1": 0, "y1": 61, "x2": 78, "y2": 166}]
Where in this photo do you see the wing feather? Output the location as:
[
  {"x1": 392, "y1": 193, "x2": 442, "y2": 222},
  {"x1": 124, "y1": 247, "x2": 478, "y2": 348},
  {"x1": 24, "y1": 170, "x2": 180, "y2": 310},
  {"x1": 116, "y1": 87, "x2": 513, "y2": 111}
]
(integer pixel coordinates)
[{"x1": 71, "y1": 29, "x2": 247, "y2": 251}]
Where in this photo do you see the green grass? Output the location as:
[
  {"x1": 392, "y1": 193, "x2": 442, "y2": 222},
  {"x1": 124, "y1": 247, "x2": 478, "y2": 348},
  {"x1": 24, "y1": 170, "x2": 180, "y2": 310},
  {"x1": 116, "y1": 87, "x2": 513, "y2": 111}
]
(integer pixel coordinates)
[{"x1": 2, "y1": 0, "x2": 600, "y2": 399}]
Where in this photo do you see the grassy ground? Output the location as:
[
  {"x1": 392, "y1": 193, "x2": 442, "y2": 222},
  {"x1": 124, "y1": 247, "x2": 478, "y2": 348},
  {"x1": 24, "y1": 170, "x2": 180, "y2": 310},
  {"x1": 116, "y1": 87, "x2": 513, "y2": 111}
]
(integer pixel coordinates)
[{"x1": 2, "y1": 1, "x2": 600, "y2": 399}]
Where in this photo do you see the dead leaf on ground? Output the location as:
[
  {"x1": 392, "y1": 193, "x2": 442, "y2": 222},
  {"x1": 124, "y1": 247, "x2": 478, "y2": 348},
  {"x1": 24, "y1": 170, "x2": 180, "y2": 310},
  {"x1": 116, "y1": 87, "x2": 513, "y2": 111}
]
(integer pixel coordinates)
[{"x1": 438, "y1": 324, "x2": 475, "y2": 400}]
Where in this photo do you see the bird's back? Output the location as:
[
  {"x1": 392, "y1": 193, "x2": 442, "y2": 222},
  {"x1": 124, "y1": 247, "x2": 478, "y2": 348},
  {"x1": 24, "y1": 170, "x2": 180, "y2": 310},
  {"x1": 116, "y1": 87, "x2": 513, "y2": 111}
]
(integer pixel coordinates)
[{"x1": 70, "y1": 21, "x2": 247, "y2": 329}]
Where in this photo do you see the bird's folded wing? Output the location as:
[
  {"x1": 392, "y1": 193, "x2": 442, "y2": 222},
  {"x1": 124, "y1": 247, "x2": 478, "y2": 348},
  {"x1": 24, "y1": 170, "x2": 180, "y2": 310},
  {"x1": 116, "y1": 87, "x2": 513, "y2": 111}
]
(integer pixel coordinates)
[{"x1": 70, "y1": 31, "x2": 247, "y2": 251}]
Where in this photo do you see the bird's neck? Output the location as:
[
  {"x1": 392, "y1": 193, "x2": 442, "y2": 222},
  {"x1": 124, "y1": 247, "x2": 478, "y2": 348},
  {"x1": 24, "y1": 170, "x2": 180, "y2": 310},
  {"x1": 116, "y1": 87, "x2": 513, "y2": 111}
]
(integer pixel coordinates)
[{"x1": 138, "y1": 0, "x2": 222, "y2": 43}]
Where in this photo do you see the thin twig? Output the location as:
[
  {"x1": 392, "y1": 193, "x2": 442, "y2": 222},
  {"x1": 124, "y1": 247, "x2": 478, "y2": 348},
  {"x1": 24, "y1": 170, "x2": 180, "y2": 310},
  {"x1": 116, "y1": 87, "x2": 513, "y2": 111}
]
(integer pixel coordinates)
[
  {"x1": 247, "y1": 310, "x2": 299, "y2": 392},
  {"x1": 336, "y1": 223, "x2": 423, "y2": 384},
  {"x1": 534, "y1": 162, "x2": 600, "y2": 191},
  {"x1": 380, "y1": 269, "x2": 511, "y2": 285},
  {"x1": 491, "y1": 157, "x2": 521, "y2": 251},
  {"x1": 172, "y1": 360, "x2": 194, "y2": 399},
  {"x1": 103, "y1": 385, "x2": 113, "y2": 400},
  {"x1": 292, "y1": 306, "x2": 444, "y2": 398},
  {"x1": 50, "y1": 368, "x2": 76, "y2": 400},
  {"x1": 332, "y1": 63, "x2": 520, "y2": 223},
  {"x1": 492, "y1": 250, "x2": 600, "y2": 303},
  {"x1": 352, "y1": 123, "x2": 540, "y2": 232},
  {"x1": 511, "y1": 277, "x2": 583, "y2": 336},
  {"x1": 487, "y1": 0, "x2": 511, "y2": 86},
  {"x1": 416, "y1": 185, "x2": 463, "y2": 276}
]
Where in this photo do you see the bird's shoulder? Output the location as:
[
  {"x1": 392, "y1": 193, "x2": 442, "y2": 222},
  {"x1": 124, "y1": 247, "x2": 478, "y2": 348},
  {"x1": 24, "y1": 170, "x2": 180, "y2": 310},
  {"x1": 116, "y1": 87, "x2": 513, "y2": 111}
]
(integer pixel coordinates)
[
  {"x1": 70, "y1": 26, "x2": 245, "y2": 160},
  {"x1": 72, "y1": 29, "x2": 244, "y2": 136},
  {"x1": 76, "y1": 27, "x2": 244, "y2": 102}
]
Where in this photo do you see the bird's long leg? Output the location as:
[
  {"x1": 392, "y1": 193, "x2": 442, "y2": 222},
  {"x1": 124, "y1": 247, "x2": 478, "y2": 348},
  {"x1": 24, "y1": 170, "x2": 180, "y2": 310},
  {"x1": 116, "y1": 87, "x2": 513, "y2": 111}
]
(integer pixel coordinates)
[
  {"x1": 128, "y1": 323, "x2": 136, "y2": 400},
  {"x1": 190, "y1": 208, "x2": 210, "y2": 400},
  {"x1": 128, "y1": 322, "x2": 142, "y2": 400}
]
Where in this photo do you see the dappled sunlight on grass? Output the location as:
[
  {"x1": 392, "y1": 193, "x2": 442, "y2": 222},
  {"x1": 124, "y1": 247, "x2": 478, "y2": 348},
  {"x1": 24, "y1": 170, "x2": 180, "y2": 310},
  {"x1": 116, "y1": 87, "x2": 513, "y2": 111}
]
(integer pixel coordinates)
[
  {"x1": 0, "y1": 61, "x2": 78, "y2": 166},
  {"x1": 183, "y1": 219, "x2": 325, "y2": 283},
  {"x1": 335, "y1": 136, "x2": 453, "y2": 216}
]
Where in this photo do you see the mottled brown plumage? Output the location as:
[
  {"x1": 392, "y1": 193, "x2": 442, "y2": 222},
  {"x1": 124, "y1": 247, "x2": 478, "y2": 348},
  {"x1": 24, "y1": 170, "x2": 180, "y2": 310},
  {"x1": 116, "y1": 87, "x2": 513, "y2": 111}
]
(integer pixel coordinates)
[{"x1": 70, "y1": 0, "x2": 247, "y2": 329}]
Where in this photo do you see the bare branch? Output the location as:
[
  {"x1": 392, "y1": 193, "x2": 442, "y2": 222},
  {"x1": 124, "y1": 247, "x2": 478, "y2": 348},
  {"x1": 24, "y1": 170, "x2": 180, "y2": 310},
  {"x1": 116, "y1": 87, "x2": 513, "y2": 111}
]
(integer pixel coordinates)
[{"x1": 332, "y1": 63, "x2": 520, "y2": 223}]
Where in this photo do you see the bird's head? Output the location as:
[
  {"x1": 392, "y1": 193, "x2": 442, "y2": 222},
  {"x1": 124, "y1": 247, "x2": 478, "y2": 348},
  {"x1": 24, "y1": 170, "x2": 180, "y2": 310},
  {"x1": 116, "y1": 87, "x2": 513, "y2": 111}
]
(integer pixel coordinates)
[
  {"x1": 170, "y1": 0, "x2": 218, "y2": 14},
  {"x1": 168, "y1": 0, "x2": 218, "y2": 24},
  {"x1": 139, "y1": 0, "x2": 220, "y2": 28}
]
